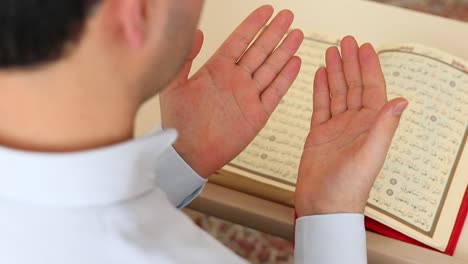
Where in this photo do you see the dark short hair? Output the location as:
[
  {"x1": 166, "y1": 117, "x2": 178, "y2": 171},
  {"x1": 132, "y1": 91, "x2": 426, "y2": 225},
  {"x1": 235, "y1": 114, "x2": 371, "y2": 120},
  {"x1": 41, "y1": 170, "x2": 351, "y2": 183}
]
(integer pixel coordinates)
[{"x1": 0, "y1": 0, "x2": 99, "y2": 68}]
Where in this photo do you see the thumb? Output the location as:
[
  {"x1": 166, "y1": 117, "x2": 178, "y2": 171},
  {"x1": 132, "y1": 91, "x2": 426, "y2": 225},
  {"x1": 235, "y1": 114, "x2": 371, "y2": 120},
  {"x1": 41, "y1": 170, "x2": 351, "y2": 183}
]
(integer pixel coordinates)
[
  {"x1": 166, "y1": 30, "x2": 205, "y2": 89},
  {"x1": 178, "y1": 30, "x2": 204, "y2": 80},
  {"x1": 187, "y1": 29, "x2": 204, "y2": 62},
  {"x1": 362, "y1": 98, "x2": 409, "y2": 161}
]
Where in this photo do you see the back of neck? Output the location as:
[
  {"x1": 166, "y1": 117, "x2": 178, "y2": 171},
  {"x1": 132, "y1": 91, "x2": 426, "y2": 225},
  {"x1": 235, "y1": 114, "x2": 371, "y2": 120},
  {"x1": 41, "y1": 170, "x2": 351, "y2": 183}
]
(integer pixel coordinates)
[{"x1": 0, "y1": 68, "x2": 138, "y2": 152}]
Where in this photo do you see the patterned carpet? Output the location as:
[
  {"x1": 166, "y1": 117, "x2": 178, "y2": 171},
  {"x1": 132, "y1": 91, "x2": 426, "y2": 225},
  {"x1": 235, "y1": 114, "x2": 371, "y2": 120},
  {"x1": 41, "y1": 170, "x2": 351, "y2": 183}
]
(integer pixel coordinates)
[
  {"x1": 186, "y1": 1, "x2": 468, "y2": 263},
  {"x1": 185, "y1": 209, "x2": 295, "y2": 263}
]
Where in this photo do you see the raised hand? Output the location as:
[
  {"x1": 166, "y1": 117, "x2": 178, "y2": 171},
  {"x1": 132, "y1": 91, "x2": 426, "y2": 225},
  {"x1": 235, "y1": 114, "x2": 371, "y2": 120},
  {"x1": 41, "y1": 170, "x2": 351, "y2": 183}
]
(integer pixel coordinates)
[
  {"x1": 160, "y1": 5, "x2": 304, "y2": 178},
  {"x1": 295, "y1": 36, "x2": 408, "y2": 217}
]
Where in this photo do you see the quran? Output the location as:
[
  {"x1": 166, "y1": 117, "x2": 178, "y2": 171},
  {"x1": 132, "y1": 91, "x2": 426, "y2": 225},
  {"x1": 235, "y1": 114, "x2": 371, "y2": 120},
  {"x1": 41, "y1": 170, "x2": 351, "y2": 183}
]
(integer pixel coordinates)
[{"x1": 215, "y1": 32, "x2": 468, "y2": 254}]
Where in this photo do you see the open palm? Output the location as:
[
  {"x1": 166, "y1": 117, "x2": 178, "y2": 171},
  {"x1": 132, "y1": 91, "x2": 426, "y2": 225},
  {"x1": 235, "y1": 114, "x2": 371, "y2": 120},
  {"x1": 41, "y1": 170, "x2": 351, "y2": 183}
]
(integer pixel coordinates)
[
  {"x1": 295, "y1": 37, "x2": 408, "y2": 216},
  {"x1": 160, "y1": 6, "x2": 304, "y2": 177}
]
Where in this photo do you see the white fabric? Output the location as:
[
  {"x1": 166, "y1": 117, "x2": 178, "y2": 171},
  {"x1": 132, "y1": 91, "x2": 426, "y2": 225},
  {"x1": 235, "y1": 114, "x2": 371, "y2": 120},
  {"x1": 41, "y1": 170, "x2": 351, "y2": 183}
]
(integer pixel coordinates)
[
  {"x1": 0, "y1": 128, "x2": 367, "y2": 263},
  {"x1": 295, "y1": 214, "x2": 367, "y2": 264},
  {"x1": 156, "y1": 139, "x2": 207, "y2": 208}
]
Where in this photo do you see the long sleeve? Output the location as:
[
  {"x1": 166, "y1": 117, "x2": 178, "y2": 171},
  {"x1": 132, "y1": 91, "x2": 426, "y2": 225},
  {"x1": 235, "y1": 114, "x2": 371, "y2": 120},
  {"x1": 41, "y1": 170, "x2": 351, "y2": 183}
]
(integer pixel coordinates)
[
  {"x1": 294, "y1": 214, "x2": 367, "y2": 264},
  {"x1": 156, "y1": 145, "x2": 207, "y2": 209}
]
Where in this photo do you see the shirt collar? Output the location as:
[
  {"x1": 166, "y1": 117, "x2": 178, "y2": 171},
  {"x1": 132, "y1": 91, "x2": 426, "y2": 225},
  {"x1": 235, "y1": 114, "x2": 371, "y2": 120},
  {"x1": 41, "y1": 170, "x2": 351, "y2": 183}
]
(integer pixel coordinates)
[{"x1": 0, "y1": 129, "x2": 177, "y2": 207}]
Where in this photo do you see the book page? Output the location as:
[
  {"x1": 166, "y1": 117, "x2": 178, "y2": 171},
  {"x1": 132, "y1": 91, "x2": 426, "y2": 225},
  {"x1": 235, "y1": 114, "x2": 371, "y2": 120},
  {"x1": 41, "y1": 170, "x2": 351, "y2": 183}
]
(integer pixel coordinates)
[
  {"x1": 366, "y1": 44, "x2": 468, "y2": 249},
  {"x1": 226, "y1": 35, "x2": 468, "y2": 249},
  {"x1": 228, "y1": 33, "x2": 340, "y2": 185}
]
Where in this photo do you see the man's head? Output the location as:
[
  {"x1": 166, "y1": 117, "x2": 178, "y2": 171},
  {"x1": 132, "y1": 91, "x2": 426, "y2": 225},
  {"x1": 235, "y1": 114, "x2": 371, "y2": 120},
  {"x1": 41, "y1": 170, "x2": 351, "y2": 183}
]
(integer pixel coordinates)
[
  {"x1": 0, "y1": 0, "x2": 204, "y2": 151},
  {"x1": 0, "y1": 0, "x2": 204, "y2": 100},
  {"x1": 0, "y1": 0, "x2": 95, "y2": 67}
]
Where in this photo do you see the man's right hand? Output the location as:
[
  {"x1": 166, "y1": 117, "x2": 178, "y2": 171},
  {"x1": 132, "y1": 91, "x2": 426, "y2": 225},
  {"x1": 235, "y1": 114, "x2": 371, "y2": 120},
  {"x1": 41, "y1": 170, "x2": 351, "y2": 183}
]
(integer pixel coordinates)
[{"x1": 295, "y1": 36, "x2": 408, "y2": 217}]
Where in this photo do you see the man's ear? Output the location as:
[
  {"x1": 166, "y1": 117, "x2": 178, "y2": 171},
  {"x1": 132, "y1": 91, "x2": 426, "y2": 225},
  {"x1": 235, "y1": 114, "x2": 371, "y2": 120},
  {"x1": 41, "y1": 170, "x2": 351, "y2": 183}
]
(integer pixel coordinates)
[{"x1": 112, "y1": 0, "x2": 147, "y2": 49}]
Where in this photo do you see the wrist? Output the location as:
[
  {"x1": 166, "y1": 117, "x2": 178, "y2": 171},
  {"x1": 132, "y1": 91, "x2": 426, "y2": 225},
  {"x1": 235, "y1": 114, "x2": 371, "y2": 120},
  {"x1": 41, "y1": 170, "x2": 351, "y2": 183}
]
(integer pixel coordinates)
[
  {"x1": 295, "y1": 197, "x2": 366, "y2": 218},
  {"x1": 172, "y1": 142, "x2": 213, "y2": 179}
]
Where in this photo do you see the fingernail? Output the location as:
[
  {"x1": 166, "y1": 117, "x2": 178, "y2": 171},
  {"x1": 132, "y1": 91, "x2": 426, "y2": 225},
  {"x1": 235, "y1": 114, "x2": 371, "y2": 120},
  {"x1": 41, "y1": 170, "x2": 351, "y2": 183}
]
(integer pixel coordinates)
[{"x1": 392, "y1": 101, "x2": 409, "y2": 116}]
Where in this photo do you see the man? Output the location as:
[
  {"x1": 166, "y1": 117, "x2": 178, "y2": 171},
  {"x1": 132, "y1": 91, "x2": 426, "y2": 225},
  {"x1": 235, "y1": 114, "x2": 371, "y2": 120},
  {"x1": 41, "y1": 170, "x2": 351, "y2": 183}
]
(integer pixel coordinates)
[{"x1": 0, "y1": 0, "x2": 408, "y2": 263}]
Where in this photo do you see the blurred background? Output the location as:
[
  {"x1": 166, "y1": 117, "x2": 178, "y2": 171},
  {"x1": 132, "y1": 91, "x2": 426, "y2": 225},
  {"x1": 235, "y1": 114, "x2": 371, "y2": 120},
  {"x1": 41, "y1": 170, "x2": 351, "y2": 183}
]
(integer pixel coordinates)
[
  {"x1": 185, "y1": 1, "x2": 468, "y2": 263},
  {"x1": 377, "y1": 0, "x2": 468, "y2": 21}
]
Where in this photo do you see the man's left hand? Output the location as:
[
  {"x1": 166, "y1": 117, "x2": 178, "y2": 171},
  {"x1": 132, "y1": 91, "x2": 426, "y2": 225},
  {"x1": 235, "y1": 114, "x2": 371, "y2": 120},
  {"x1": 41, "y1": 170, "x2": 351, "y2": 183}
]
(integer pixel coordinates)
[{"x1": 160, "y1": 5, "x2": 304, "y2": 178}]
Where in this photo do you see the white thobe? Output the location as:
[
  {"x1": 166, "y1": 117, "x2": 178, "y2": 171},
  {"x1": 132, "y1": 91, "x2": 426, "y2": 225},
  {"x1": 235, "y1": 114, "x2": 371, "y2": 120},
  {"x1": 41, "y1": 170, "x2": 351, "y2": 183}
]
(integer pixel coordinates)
[{"x1": 0, "y1": 128, "x2": 367, "y2": 263}]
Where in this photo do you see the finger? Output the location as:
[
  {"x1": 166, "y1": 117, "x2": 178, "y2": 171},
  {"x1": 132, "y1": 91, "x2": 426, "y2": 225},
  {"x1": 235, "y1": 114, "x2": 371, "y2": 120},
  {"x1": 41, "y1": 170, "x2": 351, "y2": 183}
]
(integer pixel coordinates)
[
  {"x1": 360, "y1": 98, "x2": 408, "y2": 170},
  {"x1": 261, "y1": 56, "x2": 302, "y2": 114},
  {"x1": 215, "y1": 5, "x2": 274, "y2": 63},
  {"x1": 360, "y1": 43, "x2": 387, "y2": 110},
  {"x1": 341, "y1": 36, "x2": 363, "y2": 110},
  {"x1": 326, "y1": 46, "x2": 348, "y2": 116},
  {"x1": 252, "y1": 29, "x2": 304, "y2": 92},
  {"x1": 237, "y1": 9, "x2": 295, "y2": 74},
  {"x1": 311, "y1": 67, "x2": 331, "y2": 128}
]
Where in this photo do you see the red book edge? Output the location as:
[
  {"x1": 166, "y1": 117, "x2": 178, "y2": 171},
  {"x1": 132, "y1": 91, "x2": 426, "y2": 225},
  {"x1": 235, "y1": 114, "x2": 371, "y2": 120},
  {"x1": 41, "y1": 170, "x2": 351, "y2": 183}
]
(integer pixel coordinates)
[
  {"x1": 293, "y1": 186, "x2": 468, "y2": 255},
  {"x1": 365, "y1": 186, "x2": 468, "y2": 255}
]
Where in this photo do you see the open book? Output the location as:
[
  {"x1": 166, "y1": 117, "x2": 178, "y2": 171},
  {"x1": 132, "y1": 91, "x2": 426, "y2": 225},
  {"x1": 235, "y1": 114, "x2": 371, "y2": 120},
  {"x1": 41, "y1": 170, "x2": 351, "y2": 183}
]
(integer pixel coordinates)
[{"x1": 215, "y1": 32, "x2": 468, "y2": 254}]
